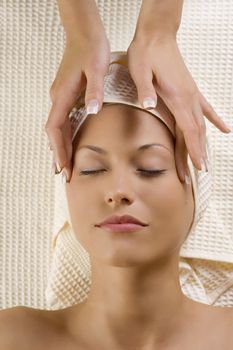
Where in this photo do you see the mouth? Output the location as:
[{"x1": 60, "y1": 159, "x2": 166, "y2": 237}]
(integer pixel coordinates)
[
  {"x1": 96, "y1": 214, "x2": 148, "y2": 227},
  {"x1": 95, "y1": 223, "x2": 147, "y2": 233}
]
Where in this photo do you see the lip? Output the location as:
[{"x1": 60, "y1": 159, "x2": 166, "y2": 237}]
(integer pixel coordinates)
[
  {"x1": 96, "y1": 214, "x2": 148, "y2": 227},
  {"x1": 96, "y1": 223, "x2": 146, "y2": 233}
]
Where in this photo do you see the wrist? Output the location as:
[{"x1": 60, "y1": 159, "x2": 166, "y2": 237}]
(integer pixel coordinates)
[
  {"x1": 58, "y1": 0, "x2": 105, "y2": 42},
  {"x1": 134, "y1": 18, "x2": 179, "y2": 43},
  {"x1": 133, "y1": 29, "x2": 177, "y2": 46},
  {"x1": 134, "y1": 0, "x2": 183, "y2": 41},
  {"x1": 65, "y1": 25, "x2": 107, "y2": 46}
]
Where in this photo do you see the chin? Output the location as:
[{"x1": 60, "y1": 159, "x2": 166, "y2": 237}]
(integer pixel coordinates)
[{"x1": 93, "y1": 245, "x2": 165, "y2": 267}]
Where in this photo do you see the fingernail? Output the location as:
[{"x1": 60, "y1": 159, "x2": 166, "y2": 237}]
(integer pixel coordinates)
[
  {"x1": 205, "y1": 158, "x2": 209, "y2": 172},
  {"x1": 61, "y1": 170, "x2": 67, "y2": 184},
  {"x1": 51, "y1": 162, "x2": 56, "y2": 176},
  {"x1": 222, "y1": 120, "x2": 232, "y2": 132},
  {"x1": 185, "y1": 174, "x2": 191, "y2": 185},
  {"x1": 86, "y1": 99, "x2": 99, "y2": 115},
  {"x1": 47, "y1": 140, "x2": 53, "y2": 151},
  {"x1": 56, "y1": 161, "x2": 61, "y2": 173},
  {"x1": 200, "y1": 158, "x2": 208, "y2": 173},
  {"x1": 143, "y1": 97, "x2": 156, "y2": 109}
]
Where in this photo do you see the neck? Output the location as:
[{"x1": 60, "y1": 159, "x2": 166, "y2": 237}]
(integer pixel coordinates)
[{"x1": 69, "y1": 255, "x2": 191, "y2": 349}]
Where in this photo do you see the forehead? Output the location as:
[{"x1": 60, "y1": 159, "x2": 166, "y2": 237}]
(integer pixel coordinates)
[{"x1": 73, "y1": 104, "x2": 175, "y2": 153}]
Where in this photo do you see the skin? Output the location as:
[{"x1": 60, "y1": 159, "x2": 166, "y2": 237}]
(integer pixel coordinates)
[
  {"x1": 61, "y1": 104, "x2": 232, "y2": 350},
  {"x1": 1, "y1": 104, "x2": 232, "y2": 350}
]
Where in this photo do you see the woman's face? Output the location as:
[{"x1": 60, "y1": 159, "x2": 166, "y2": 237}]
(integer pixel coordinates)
[{"x1": 66, "y1": 104, "x2": 195, "y2": 266}]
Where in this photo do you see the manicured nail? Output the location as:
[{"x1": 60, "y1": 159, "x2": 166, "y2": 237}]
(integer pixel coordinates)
[
  {"x1": 143, "y1": 97, "x2": 156, "y2": 109},
  {"x1": 61, "y1": 170, "x2": 67, "y2": 184},
  {"x1": 51, "y1": 162, "x2": 56, "y2": 176},
  {"x1": 86, "y1": 99, "x2": 99, "y2": 115},
  {"x1": 200, "y1": 158, "x2": 208, "y2": 173},
  {"x1": 47, "y1": 140, "x2": 53, "y2": 151},
  {"x1": 222, "y1": 120, "x2": 232, "y2": 132},
  {"x1": 185, "y1": 174, "x2": 191, "y2": 185},
  {"x1": 56, "y1": 161, "x2": 61, "y2": 173},
  {"x1": 205, "y1": 158, "x2": 209, "y2": 172}
]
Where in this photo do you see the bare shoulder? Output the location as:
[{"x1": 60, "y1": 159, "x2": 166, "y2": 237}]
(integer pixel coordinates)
[
  {"x1": 185, "y1": 299, "x2": 233, "y2": 349},
  {"x1": 222, "y1": 306, "x2": 233, "y2": 329},
  {"x1": 0, "y1": 306, "x2": 68, "y2": 350},
  {"x1": 0, "y1": 307, "x2": 28, "y2": 346},
  {"x1": 218, "y1": 306, "x2": 233, "y2": 348},
  {"x1": 204, "y1": 304, "x2": 233, "y2": 330},
  {"x1": 209, "y1": 305, "x2": 233, "y2": 348}
]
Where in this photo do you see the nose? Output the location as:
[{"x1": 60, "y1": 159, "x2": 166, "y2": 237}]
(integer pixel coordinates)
[
  {"x1": 105, "y1": 190, "x2": 133, "y2": 207},
  {"x1": 104, "y1": 167, "x2": 136, "y2": 206},
  {"x1": 104, "y1": 175, "x2": 134, "y2": 207}
]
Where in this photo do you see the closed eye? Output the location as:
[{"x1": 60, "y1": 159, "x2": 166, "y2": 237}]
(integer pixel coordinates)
[{"x1": 79, "y1": 169, "x2": 166, "y2": 177}]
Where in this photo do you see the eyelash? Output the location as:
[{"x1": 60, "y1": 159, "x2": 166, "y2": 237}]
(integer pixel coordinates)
[{"x1": 79, "y1": 169, "x2": 166, "y2": 177}]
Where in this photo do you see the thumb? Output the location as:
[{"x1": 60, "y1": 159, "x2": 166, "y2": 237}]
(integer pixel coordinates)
[
  {"x1": 131, "y1": 69, "x2": 158, "y2": 109},
  {"x1": 84, "y1": 69, "x2": 105, "y2": 115}
]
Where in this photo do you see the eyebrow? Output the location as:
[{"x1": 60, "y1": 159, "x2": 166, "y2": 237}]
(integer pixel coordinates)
[{"x1": 77, "y1": 143, "x2": 173, "y2": 155}]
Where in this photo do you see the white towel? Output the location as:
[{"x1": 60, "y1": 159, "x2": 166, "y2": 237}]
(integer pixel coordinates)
[{"x1": 0, "y1": 0, "x2": 232, "y2": 310}]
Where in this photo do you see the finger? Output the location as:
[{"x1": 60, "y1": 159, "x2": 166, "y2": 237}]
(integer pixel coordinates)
[
  {"x1": 45, "y1": 104, "x2": 69, "y2": 171},
  {"x1": 49, "y1": 80, "x2": 57, "y2": 101},
  {"x1": 192, "y1": 102, "x2": 207, "y2": 163},
  {"x1": 47, "y1": 138, "x2": 53, "y2": 151},
  {"x1": 84, "y1": 69, "x2": 106, "y2": 115},
  {"x1": 130, "y1": 67, "x2": 158, "y2": 110},
  {"x1": 199, "y1": 92, "x2": 231, "y2": 133},
  {"x1": 174, "y1": 123, "x2": 188, "y2": 183},
  {"x1": 173, "y1": 107, "x2": 202, "y2": 171},
  {"x1": 62, "y1": 116, "x2": 73, "y2": 182},
  {"x1": 45, "y1": 92, "x2": 80, "y2": 177},
  {"x1": 49, "y1": 56, "x2": 67, "y2": 102}
]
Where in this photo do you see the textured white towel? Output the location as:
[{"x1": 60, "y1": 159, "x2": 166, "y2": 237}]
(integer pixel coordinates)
[{"x1": 0, "y1": 0, "x2": 232, "y2": 310}]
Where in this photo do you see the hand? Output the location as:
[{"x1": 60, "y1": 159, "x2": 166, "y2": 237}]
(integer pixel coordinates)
[
  {"x1": 45, "y1": 33, "x2": 110, "y2": 182},
  {"x1": 127, "y1": 36, "x2": 231, "y2": 182}
]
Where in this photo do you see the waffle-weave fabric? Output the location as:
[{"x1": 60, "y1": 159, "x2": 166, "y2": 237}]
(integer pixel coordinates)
[{"x1": 0, "y1": 0, "x2": 232, "y2": 309}]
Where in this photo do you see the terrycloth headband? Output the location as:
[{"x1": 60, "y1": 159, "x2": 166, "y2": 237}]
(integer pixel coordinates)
[
  {"x1": 45, "y1": 51, "x2": 212, "y2": 309},
  {"x1": 70, "y1": 51, "x2": 176, "y2": 143}
]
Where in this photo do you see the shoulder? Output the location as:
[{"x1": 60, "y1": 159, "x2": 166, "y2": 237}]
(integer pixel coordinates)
[
  {"x1": 222, "y1": 306, "x2": 233, "y2": 331},
  {"x1": 0, "y1": 306, "x2": 66, "y2": 350},
  {"x1": 204, "y1": 304, "x2": 233, "y2": 330},
  {"x1": 186, "y1": 300, "x2": 233, "y2": 348},
  {"x1": 210, "y1": 305, "x2": 233, "y2": 348},
  {"x1": 0, "y1": 306, "x2": 29, "y2": 349}
]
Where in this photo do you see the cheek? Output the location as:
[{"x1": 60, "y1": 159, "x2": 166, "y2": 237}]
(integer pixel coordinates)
[
  {"x1": 141, "y1": 173, "x2": 192, "y2": 257},
  {"x1": 145, "y1": 173, "x2": 188, "y2": 233},
  {"x1": 66, "y1": 171, "x2": 192, "y2": 255}
]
